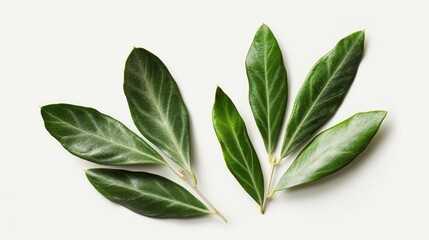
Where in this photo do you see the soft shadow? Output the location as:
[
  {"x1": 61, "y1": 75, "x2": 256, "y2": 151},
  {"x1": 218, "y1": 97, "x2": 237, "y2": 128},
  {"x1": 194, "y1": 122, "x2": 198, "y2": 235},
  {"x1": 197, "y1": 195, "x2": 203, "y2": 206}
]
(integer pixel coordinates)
[
  {"x1": 362, "y1": 32, "x2": 369, "y2": 59},
  {"x1": 277, "y1": 119, "x2": 392, "y2": 199},
  {"x1": 160, "y1": 214, "x2": 223, "y2": 226},
  {"x1": 188, "y1": 113, "x2": 201, "y2": 174}
]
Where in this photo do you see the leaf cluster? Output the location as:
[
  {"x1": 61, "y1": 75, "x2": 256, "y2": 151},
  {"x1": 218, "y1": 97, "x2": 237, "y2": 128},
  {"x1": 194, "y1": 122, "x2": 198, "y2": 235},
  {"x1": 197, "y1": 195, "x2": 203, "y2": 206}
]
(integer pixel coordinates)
[
  {"x1": 42, "y1": 48, "x2": 226, "y2": 221},
  {"x1": 212, "y1": 24, "x2": 386, "y2": 212}
]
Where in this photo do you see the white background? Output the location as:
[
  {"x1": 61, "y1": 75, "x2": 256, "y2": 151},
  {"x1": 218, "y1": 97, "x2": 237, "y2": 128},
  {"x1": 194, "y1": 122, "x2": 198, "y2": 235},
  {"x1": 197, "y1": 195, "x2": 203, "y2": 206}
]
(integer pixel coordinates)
[{"x1": 1, "y1": 0, "x2": 428, "y2": 239}]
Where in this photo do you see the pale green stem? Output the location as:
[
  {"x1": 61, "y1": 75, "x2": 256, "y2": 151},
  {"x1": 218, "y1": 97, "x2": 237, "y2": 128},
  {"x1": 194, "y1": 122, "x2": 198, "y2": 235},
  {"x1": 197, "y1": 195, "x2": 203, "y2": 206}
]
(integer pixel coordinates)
[
  {"x1": 261, "y1": 154, "x2": 277, "y2": 213},
  {"x1": 177, "y1": 168, "x2": 228, "y2": 223},
  {"x1": 167, "y1": 165, "x2": 227, "y2": 222}
]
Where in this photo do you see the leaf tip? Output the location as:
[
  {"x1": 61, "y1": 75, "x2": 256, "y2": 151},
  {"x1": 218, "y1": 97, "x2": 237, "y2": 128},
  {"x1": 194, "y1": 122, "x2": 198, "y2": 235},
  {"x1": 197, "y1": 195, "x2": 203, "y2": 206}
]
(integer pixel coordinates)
[
  {"x1": 342, "y1": 30, "x2": 365, "y2": 44},
  {"x1": 376, "y1": 110, "x2": 388, "y2": 121},
  {"x1": 215, "y1": 86, "x2": 225, "y2": 97},
  {"x1": 355, "y1": 29, "x2": 366, "y2": 40},
  {"x1": 258, "y1": 23, "x2": 272, "y2": 33},
  {"x1": 365, "y1": 110, "x2": 387, "y2": 121}
]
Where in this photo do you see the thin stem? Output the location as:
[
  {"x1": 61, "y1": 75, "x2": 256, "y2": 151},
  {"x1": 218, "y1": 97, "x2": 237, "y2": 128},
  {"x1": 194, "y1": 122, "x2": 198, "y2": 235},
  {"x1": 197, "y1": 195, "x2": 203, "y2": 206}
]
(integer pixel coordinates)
[
  {"x1": 266, "y1": 161, "x2": 276, "y2": 196},
  {"x1": 261, "y1": 155, "x2": 277, "y2": 213},
  {"x1": 268, "y1": 190, "x2": 276, "y2": 199},
  {"x1": 191, "y1": 182, "x2": 228, "y2": 223},
  {"x1": 176, "y1": 168, "x2": 227, "y2": 223}
]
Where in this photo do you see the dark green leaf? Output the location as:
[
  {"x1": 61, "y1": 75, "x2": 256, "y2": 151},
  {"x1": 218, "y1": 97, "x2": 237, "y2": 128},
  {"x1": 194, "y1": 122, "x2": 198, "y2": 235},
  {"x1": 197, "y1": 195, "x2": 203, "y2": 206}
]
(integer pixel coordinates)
[
  {"x1": 275, "y1": 111, "x2": 386, "y2": 191},
  {"x1": 41, "y1": 104, "x2": 166, "y2": 166},
  {"x1": 281, "y1": 31, "x2": 365, "y2": 158},
  {"x1": 85, "y1": 169, "x2": 211, "y2": 218},
  {"x1": 212, "y1": 87, "x2": 264, "y2": 206},
  {"x1": 124, "y1": 48, "x2": 193, "y2": 177},
  {"x1": 246, "y1": 24, "x2": 288, "y2": 155}
]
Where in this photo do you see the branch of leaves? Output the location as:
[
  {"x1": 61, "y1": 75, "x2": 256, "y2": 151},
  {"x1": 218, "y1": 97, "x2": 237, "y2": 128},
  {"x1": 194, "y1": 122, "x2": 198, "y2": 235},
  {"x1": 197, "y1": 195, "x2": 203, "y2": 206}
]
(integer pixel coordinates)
[
  {"x1": 41, "y1": 48, "x2": 227, "y2": 222},
  {"x1": 213, "y1": 24, "x2": 387, "y2": 212}
]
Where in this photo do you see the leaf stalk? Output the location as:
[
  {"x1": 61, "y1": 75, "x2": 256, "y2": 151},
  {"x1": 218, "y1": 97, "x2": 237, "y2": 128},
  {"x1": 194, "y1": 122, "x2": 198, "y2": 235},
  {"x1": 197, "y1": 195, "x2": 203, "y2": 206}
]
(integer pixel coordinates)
[
  {"x1": 177, "y1": 168, "x2": 227, "y2": 223},
  {"x1": 261, "y1": 155, "x2": 277, "y2": 213}
]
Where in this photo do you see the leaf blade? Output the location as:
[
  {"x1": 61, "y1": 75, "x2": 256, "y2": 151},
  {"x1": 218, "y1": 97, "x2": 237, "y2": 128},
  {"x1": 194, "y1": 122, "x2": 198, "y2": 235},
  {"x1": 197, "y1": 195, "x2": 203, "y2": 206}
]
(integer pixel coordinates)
[
  {"x1": 124, "y1": 48, "x2": 192, "y2": 174},
  {"x1": 275, "y1": 111, "x2": 387, "y2": 191},
  {"x1": 212, "y1": 87, "x2": 264, "y2": 206},
  {"x1": 85, "y1": 169, "x2": 211, "y2": 218},
  {"x1": 246, "y1": 24, "x2": 288, "y2": 154},
  {"x1": 281, "y1": 31, "x2": 365, "y2": 158},
  {"x1": 41, "y1": 104, "x2": 166, "y2": 166}
]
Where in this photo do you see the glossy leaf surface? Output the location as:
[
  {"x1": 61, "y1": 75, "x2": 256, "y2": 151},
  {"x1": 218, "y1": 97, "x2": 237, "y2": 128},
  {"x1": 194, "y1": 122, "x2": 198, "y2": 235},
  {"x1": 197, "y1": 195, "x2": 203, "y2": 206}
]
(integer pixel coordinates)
[
  {"x1": 275, "y1": 111, "x2": 386, "y2": 191},
  {"x1": 86, "y1": 169, "x2": 211, "y2": 218},
  {"x1": 281, "y1": 31, "x2": 365, "y2": 158},
  {"x1": 124, "y1": 48, "x2": 192, "y2": 174},
  {"x1": 246, "y1": 24, "x2": 288, "y2": 154},
  {"x1": 41, "y1": 104, "x2": 166, "y2": 166},
  {"x1": 212, "y1": 87, "x2": 264, "y2": 206}
]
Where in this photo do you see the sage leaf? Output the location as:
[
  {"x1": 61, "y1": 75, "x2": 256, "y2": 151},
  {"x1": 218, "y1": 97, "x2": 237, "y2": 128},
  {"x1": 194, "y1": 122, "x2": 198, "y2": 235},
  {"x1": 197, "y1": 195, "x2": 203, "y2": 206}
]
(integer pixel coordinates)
[
  {"x1": 275, "y1": 111, "x2": 386, "y2": 191},
  {"x1": 212, "y1": 87, "x2": 264, "y2": 206},
  {"x1": 246, "y1": 24, "x2": 288, "y2": 155},
  {"x1": 41, "y1": 104, "x2": 166, "y2": 166},
  {"x1": 124, "y1": 48, "x2": 192, "y2": 177},
  {"x1": 281, "y1": 30, "x2": 365, "y2": 158},
  {"x1": 85, "y1": 168, "x2": 211, "y2": 218}
]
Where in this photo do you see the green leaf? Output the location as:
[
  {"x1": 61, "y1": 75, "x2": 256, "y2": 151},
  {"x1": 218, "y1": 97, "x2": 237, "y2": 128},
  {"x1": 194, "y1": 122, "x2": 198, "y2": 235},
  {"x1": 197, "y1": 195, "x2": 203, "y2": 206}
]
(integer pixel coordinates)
[
  {"x1": 41, "y1": 104, "x2": 166, "y2": 166},
  {"x1": 124, "y1": 48, "x2": 193, "y2": 177},
  {"x1": 275, "y1": 111, "x2": 386, "y2": 191},
  {"x1": 246, "y1": 24, "x2": 288, "y2": 155},
  {"x1": 85, "y1": 168, "x2": 211, "y2": 218},
  {"x1": 281, "y1": 30, "x2": 365, "y2": 158},
  {"x1": 212, "y1": 87, "x2": 264, "y2": 206}
]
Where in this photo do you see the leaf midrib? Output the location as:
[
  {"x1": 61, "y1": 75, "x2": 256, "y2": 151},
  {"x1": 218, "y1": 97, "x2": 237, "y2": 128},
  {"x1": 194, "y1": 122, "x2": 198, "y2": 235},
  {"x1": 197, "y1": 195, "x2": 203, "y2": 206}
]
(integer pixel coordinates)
[
  {"x1": 45, "y1": 111, "x2": 164, "y2": 165},
  {"x1": 140, "y1": 60, "x2": 190, "y2": 171},
  {"x1": 262, "y1": 31, "x2": 272, "y2": 153},
  {"x1": 282, "y1": 34, "x2": 362, "y2": 156},
  {"x1": 227, "y1": 113, "x2": 263, "y2": 204}
]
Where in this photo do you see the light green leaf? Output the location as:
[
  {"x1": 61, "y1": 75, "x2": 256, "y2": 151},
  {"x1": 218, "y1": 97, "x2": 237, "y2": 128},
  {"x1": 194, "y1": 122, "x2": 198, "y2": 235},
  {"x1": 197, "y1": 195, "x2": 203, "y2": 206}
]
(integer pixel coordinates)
[
  {"x1": 124, "y1": 48, "x2": 193, "y2": 177},
  {"x1": 275, "y1": 111, "x2": 386, "y2": 191},
  {"x1": 41, "y1": 104, "x2": 166, "y2": 166},
  {"x1": 281, "y1": 31, "x2": 365, "y2": 158},
  {"x1": 246, "y1": 24, "x2": 288, "y2": 155},
  {"x1": 212, "y1": 87, "x2": 265, "y2": 206},
  {"x1": 86, "y1": 169, "x2": 211, "y2": 218}
]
